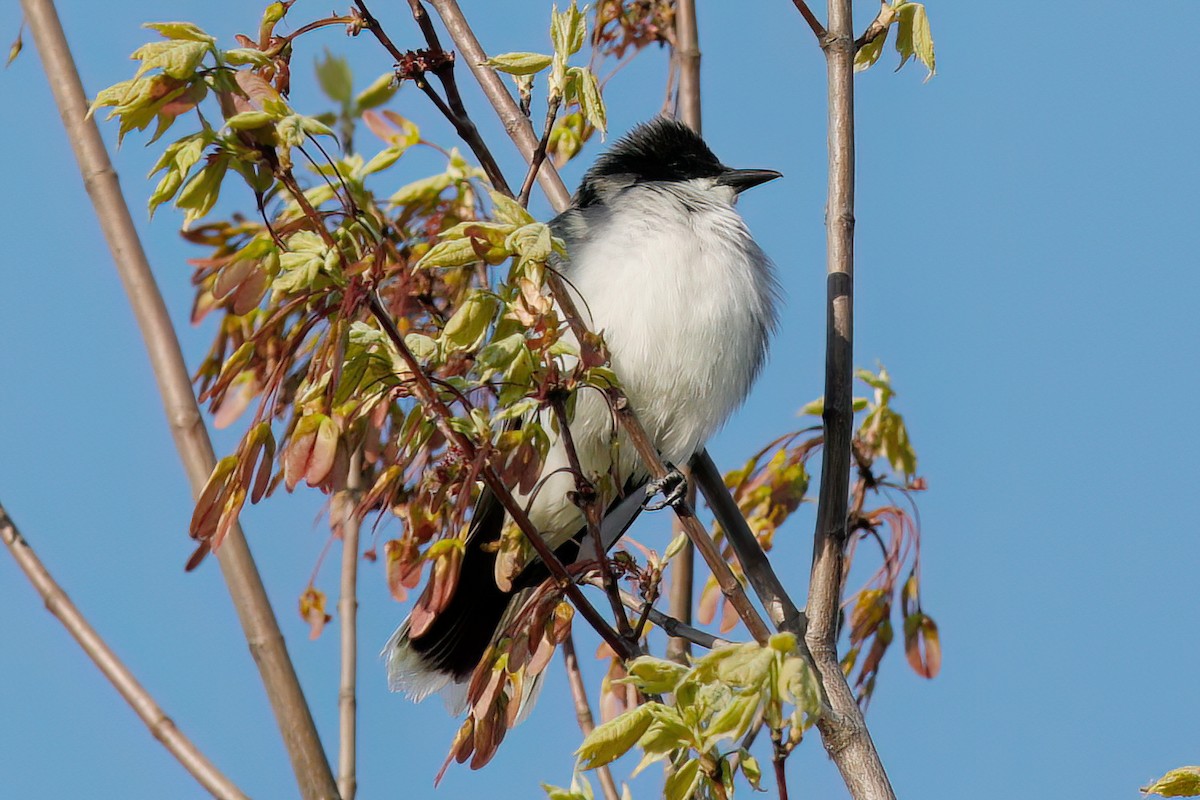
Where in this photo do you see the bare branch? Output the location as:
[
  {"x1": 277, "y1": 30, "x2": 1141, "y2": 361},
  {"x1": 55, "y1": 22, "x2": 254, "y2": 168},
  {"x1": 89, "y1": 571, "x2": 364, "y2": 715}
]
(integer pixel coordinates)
[
  {"x1": 790, "y1": 0, "x2": 828, "y2": 41},
  {"x1": 336, "y1": 452, "x2": 364, "y2": 800},
  {"x1": 803, "y1": 0, "x2": 897, "y2": 797},
  {"x1": 594, "y1": 579, "x2": 731, "y2": 651},
  {"x1": 18, "y1": 2, "x2": 338, "y2": 796},
  {"x1": 0, "y1": 503, "x2": 249, "y2": 800},
  {"x1": 673, "y1": 0, "x2": 702, "y2": 133},
  {"x1": 691, "y1": 452, "x2": 805, "y2": 636},
  {"x1": 549, "y1": 394, "x2": 633, "y2": 642},
  {"x1": 665, "y1": 0, "x2": 701, "y2": 665},
  {"x1": 517, "y1": 94, "x2": 562, "y2": 208},
  {"x1": 561, "y1": 635, "x2": 621, "y2": 800}
]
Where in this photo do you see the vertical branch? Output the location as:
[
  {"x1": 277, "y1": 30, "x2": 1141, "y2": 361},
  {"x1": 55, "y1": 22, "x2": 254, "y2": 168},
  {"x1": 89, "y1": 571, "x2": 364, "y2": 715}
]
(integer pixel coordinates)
[
  {"x1": 0, "y1": 503, "x2": 250, "y2": 800},
  {"x1": 561, "y1": 634, "x2": 621, "y2": 800},
  {"x1": 336, "y1": 451, "x2": 364, "y2": 800},
  {"x1": 665, "y1": 0, "x2": 701, "y2": 664},
  {"x1": 802, "y1": 1, "x2": 897, "y2": 798},
  {"x1": 18, "y1": 2, "x2": 339, "y2": 798},
  {"x1": 673, "y1": 0, "x2": 702, "y2": 133},
  {"x1": 663, "y1": 473, "x2": 695, "y2": 663}
]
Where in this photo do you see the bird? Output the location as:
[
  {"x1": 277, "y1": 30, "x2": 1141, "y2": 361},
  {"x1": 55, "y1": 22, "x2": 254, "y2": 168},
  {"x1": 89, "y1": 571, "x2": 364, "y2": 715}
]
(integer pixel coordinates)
[{"x1": 384, "y1": 116, "x2": 781, "y2": 714}]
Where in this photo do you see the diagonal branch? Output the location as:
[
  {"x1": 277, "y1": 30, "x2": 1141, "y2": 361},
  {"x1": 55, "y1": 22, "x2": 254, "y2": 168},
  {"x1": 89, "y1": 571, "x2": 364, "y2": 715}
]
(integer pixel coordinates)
[
  {"x1": 0, "y1": 503, "x2": 249, "y2": 800},
  {"x1": 691, "y1": 451, "x2": 805, "y2": 636},
  {"x1": 791, "y1": 0, "x2": 828, "y2": 41},
  {"x1": 17, "y1": 2, "x2": 339, "y2": 797}
]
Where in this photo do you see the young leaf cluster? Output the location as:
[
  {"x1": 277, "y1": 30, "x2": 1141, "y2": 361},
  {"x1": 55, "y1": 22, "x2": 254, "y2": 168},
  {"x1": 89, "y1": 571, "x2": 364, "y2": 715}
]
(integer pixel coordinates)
[
  {"x1": 854, "y1": 0, "x2": 937, "y2": 80},
  {"x1": 576, "y1": 635, "x2": 820, "y2": 799}
]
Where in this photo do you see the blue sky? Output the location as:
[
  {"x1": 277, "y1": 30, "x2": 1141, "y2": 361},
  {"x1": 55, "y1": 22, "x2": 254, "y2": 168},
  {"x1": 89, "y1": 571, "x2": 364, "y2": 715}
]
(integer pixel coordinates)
[{"x1": 2, "y1": 1, "x2": 1198, "y2": 798}]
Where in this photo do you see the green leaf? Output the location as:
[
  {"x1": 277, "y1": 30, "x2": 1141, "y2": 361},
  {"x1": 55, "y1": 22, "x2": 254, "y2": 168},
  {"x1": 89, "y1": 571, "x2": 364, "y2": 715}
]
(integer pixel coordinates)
[
  {"x1": 486, "y1": 52, "x2": 554, "y2": 76},
  {"x1": 417, "y1": 237, "x2": 481, "y2": 269},
  {"x1": 223, "y1": 48, "x2": 273, "y2": 67},
  {"x1": 854, "y1": 30, "x2": 888, "y2": 72},
  {"x1": 1144, "y1": 768, "x2": 1200, "y2": 798},
  {"x1": 740, "y1": 751, "x2": 763, "y2": 790},
  {"x1": 131, "y1": 38, "x2": 210, "y2": 80},
  {"x1": 360, "y1": 146, "x2": 405, "y2": 177},
  {"x1": 551, "y1": 1, "x2": 586, "y2": 57},
  {"x1": 273, "y1": 231, "x2": 328, "y2": 293},
  {"x1": 404, "y1": 333, "x2": 438, "y2": 362},
  {"x1": 705, "y1": 693, "x2": 760, "y2": 743},
  {"x1": 175, "y1": 155, "x2": 229, "y2": 227},
  {"x1": 316, "y1": 49, "x2": 353, "y2": 104},
  {"x1": 576, "y1": 703, "x2": 656, "y2": 770},
  {"x1": 663, "y1": 759, "x2": 701, "y2": 800},
  {"x1": 895, "y1": 2, "x2": 936, "y2": 80},
  {"x1": 143, "y1": 21, "x2": 216, "y2": 44},
  {"x1": 570, "y1": 67, "x2": 607, "y2": 135},
  {"x1": 389, "y1": 173, "x2": 453, "y2": 206},
  {"x1": 440, "y1": 292, "x2": 499, "y2": 352},
  {"x1": 620, "y1": 656, "x2": 688, "y2": 695},
  {"x1": 354, "y1": 73, "x2": 398, "y2": 110},
  {"x1": 6, "y1": 27, "x2": 23, "y2": 68},
  {"x1": 490, "y1": 190, "x2": 536, "y2": 226},
  {"x1": 225, "y1": 110, "x2": 275, "y2": 130},
  {"x1": 477, "y1": 333, "x2": 526, "y2": 380}
]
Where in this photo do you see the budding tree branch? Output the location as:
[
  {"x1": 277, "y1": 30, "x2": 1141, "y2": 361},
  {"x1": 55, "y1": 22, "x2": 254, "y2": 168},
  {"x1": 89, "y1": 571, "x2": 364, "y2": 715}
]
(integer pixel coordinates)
[{"x1": 18, "y1": 2, "x2": 338, "y2": 797}]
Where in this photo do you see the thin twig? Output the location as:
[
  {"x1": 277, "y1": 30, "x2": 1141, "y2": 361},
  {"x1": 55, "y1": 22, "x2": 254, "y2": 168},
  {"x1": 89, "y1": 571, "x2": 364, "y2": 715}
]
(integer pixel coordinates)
[
  {"x1": 772, "y1": 729, "x2": 790, "y2": 800},
  {"x1": 691, "y1": 451, "x2": 804, "y2": 636},
  {"x1": 350, "y1": 0, "x2": 513, "y2": 194},
  {"x1": 561, "y1": 634, "x2": 621, "y2": 800},
  {"x1": 336, "y1": 450, "x2": 363, "y2": 800},
  {"x1": 595, "y1": 580, "x2": 731, "y2": 650},
  {"x1": 0, "y1": 503, "x2": 249, "y2": 800},
  {"x1": 20, "y1": 2, "x2": 339, "y2": 797},
  {"x1": 801, "y1": 0, "x2": 897, "y2": 797},
  {"x1": 664, "y1": 473, "x2": 695, "y2": 663},
  {"x1": 790, "y1": 0, "x2": 828, "y2": 41},
  {"x1": 518, "y1": 94, "x2": 562, "y2": 208},
  {"x1": 665, "y1": 0, "x2": 701, "y2": 665},
  {"x1": 549, "y1": 395, "x2": 633, "y2": 641}
]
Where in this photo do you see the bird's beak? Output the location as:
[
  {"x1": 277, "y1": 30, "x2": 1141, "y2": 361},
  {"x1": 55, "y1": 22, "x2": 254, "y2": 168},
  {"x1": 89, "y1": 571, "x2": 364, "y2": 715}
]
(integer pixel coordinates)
[{"x1": 716, "y1": 168, "x2": 783, "y2": 194}]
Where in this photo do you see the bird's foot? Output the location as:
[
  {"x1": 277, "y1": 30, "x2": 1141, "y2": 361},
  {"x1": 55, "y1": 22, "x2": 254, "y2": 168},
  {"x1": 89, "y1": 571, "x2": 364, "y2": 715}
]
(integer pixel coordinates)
[{"x1": 643, "y1": 464, "x2": 688, "y2": 512}]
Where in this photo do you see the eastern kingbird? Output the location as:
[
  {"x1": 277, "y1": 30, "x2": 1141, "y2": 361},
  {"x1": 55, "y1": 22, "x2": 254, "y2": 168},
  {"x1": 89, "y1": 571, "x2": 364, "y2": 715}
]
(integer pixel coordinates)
[{"x1": 385, "y1": 117, "x2": 780, "y2": 712}]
